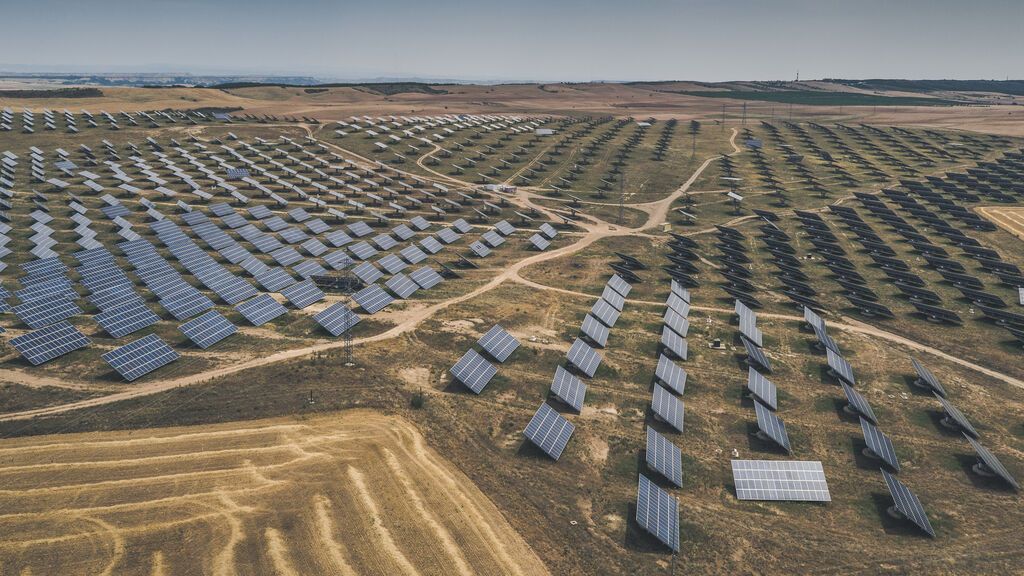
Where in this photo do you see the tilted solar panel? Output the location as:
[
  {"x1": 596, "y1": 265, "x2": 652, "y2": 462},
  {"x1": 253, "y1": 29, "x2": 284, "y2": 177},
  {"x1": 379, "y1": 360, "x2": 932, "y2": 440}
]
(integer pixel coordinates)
[
  {"x1": 881, "y1": 470, "x2": 935, "y2": 537},
  {"x1": 566, "y1": 338, "x2": 602, "y2": 378},
  {"x1": 861, "y1": 418, "x2": 900, "y2": 472},
  {"x1": 313, "y1": 302, "x2": 362, "y2": 337},
  {"x1": 754, "y1": 400, "x2": 791, "y2": 452},
  {"x1": 10, "y1": 321, "x2": 90, "y2": 365},
  {"x1": 646, "y1": 426, "x2": 683, "y2": 487},
  {"x1": 234, "y1": 293, "x2": 288, "y2": 326},
  {"x1": 731, "y1": 460, "x2": 830, "y2": 502},
  {"x1": 478, "y1": 324, "x2": 520, "y2": 363},
  {"x1": 523, "y1": 403, "x2": 575, "y2": 461},
  {"x1": 635, "y1": 474, "x2": 680, "y2": 552},
  {"x1": 449, "y1": 348, "x2": 497, "y2": 394},
  {"x1": 550, "y1": 365, "x2": 586, "y2": 411},
  {"x1": 352, "y1": 284, "x2": 393, "y2": 314},
  {"x1": 178, "y1": 310, "x2": 236, "y2": 349},
  {"x1": 102, "y1": 333, "x2": 179, "y2": 381}
]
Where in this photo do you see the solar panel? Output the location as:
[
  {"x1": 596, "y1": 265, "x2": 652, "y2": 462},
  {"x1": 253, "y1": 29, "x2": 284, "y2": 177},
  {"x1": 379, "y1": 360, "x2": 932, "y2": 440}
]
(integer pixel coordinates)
[
  {"x1": 409, "y1": 215, "x2": 430, "y2": 231},
  {"x1": 352, "y1": 261, "x2": 384, "y2": 284},
  {"x1": 635, "y1": 474, "x2": 680, "y2": 552},
  {"x1": 450, "y1": 348, "x2": 497, "y2": 394},
  {"x1": 399, "y1": 244, "x2": 428, "y2": 264},
  {"x1": 325, "y1": 230, "x2": 354, "y2": 247},
  {"x1": 754, "y1": 401, "x2": 791, "y2": 452},
  {"x1": 663, "y1": 308, "x2": 689, "y2": 338},
  {"x1": 313, "y1": 302, "x2": 362, "y2": 336},
  {"x1": 420, "y1": 236, "x2": 444, "y2": 254},
  {"x1": 529, "y1": 234, "x2": 550, "y2": 251},
  {"x1": 469, "y1": 241, "x2": 491, "y2": 257},
  {"x1": 910, "y1": 358, "x2": 946, "y2": 397},
  {"x1": 324, "y1": 250, "x2": 355, "y2": 271},
  {"x1": 935, "y1": 395, "x2": 979, "y2": 438},
  {"x1": 607, "y1": 274, "x2": 632, "y2": 297},
  {"x1": 600, "y1": 285, "x2": 626, "y2": 311},
  {"x1": 651, "y1": 384, "x2": 684, "y2": 432},
  {"x1": 102, "y1": 333, "x2": 179, "y2": 381},
  {"x1": 566, "y1": 338, "x2": 602, "y2": 377},
  {"x1": 861, "y1": 418, "x2": 900, "y2": 472},
  {"x1": 349, "y1": 241, "x2": 378, "y2": 260},
  {"x1": 280, "y1": 279, "x2": 325, "y2": 309},
  {"x1": 14, "y1": 298, "x2": 82, "y2": 329},
  {"x1": 590, "y1": 298, "x2": 620, "y2": 327},
  {"x1": 348, "y1": 221, "x2": 374, "y2": 237},
  {"x1": 826, "y1": 349, "x2": 855, "y2": 385},
  {"x1": 661, "y1": 327, "x2": 688, "y2": 361},
  {"x1": 666, "y1": 293, "x2": 689, "y2": 317},
  {"x1": 523, "y1": 402, "x2": 575, "y2": 460},
  {"x1": 372, "y1": 233, "x2": 398, "y2": 251},
  {"x1": 965, "y1": 435, "x2": 1020, "y2": 490},
  {"x1": 539, "y1": 222, "x2": 558, "y2": 239},
  {"x1": 646, "y1": 427, "x2": 683, "y2": 487},
  {"x1": 550, "y1": 365, "x2": 586, "y2": 411},
  {"x1": 9, "y1": 321, "x2": 90, "y2": 365},
  {"x1": 731, "y1": 460, "x2": 830, "y2": 502},
  {"x1": 352, "y1": 284, "x2": 393, "y2": 314},
  {"x1": 653, "y1": 354, "x2": 687, "y2": 395},
  {"x1": 409, "y1": 266, "x2": 443, "y2": 290},
  {"x1": 747, "y1": 367, "x2": 777, "y2": 410},
  {"x1": 377, "y1": 253, "x2": 408, "y2": 274},
  {"x1": 481, "y1": 230, "x2": 505, "y2": 248},
  {"x1": 478, "y1": 324, "x2": 520, "y2": 362},
  {"x1": 881, "y1": 470, "x2": 935, "y2": 537},
  {"x1": 255, "y1": 267, "x2": 298, "y2": 292},
  {"x1": 437, "y1": 228, "x2": 460, "y2": 244},
  {"x1": 452, "y1": 218, "x2": 472, "y2": 234},
  {"x1": 179, "y1": 311, "x2": 236, "y2": 349},
  {"x1": 841, "y1": 381, "x2": 877, "y2": 424},
  {"x1": 234, "y1": 293, "x2": 288, "y2": 326},
  {"x1": 269, "y1": 246, "x2": 303, "y2": 266},
  {"x1": 384, "y1": 273, "x2": 419, "y2": 299},
  {"x1": 580, "y1": 314, "x2": 610, "y2": 347},
  {"x1": 95, "y1": 301, "x2": 159, "y2": 338}
]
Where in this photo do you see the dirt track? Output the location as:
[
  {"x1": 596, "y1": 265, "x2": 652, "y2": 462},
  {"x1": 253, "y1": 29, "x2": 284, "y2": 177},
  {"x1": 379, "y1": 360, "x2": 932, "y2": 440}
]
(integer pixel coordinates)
[{"x1": 0, "y1": 411, "x2": 549, "y2": 576}]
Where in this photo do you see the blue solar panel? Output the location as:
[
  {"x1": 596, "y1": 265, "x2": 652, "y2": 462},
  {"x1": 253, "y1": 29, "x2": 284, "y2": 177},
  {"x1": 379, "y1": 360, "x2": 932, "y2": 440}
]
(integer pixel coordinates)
[
  {"x1": 314, "y1": 302, "x2": 361, "y2": 336},
  {"x1": 179, "y1": 310, "x2": 236, "y2": 349},
  {"x1": 280, "y1": 280, "x2": 325, "y2": 309},
  {"x1": 102, "y1": 333, "x2": 179, "y2": 381},
  {"x1": 10, "y1": 321, "x2": 90, "y2": 365},
  {"x1": 234, "y1": 293, "x2": 288, "y2": 326},
  {"x1": 95, "y1": 301, "x2": 160, "y2": 338}
]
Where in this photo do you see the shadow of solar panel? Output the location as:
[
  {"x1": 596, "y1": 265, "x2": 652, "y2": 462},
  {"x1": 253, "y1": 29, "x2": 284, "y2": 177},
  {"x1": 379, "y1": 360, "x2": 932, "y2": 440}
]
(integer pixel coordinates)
[
  {"x1": 14, "y1": 298, "x2": 82, "y2": 329},
  {"x1": 529, "y1": 233, "x2": 550, "y2": 251},
  {"x1": 420, "y1": 236, "x2": 444, "y2": 254},
  {"x1": 523, "y1": 403, "x2": 575, "y2": 460},
  {"x1": 234, "y1": 293, "x2": 287, "y2": 326},
  {"x1": 566, "y1": 338, "x2": 602, "y2": 377},
  {"x1": 607, "y1": 274, "x2": 632, "y2": 297},
  {"x1": 255, "y1": 267, "x2": 298, "y2": 292},
  {"x1": 478, "y1": 324, "x2": 520, "y2": 362},
  {"x1": 550, "y1": 365, "x2": 586, "y2": 411},
  {"x1": 95, "y1": 301, "x2": 159, "y2": 338},
  {"x1": 400, "y1": 244, "x2": 428, "y2": 264},
  {"x1": 840, "y1": 381, "x2": 877, "y2": 424},
  {"x1": 384, "y1": 273, "x2": 419, "y2": 299},
  {"x1": 652, "y1": 384, "x2": 684, "y2": 432},
  {"x1": 965, "y1": 435, "x2": 1020, "y2": 490},
  {"x1": 314, "y1": 302, "x2": 362, "y2": 336},
  {"x1": 450, "y1": 348, "x2": 497, "y2": 394},
  {"x1": 732, "y1": 460, "x2": 830, "y2": 501},
  {"x1": 754, "y1": 400, "x2": 791, "y2": 452},
  {"x1": 646, "y1": 427, "x2": 683, "y2": 487},
  {"x1": 636, "y1": 474, "x2": 680, "y2": 552},
  {"x1": 10, "y1": 321, "x2": 90, "y2": 365},
  {"x1": 349, "y1": 241, "x2": 378, "y2": 260},
  {"x1": 861, "y1": 418, "x2": 900, "y2": 472},
  {"x1": 580, "y1": 314, "x2": 609, "y2": 347},
  {"x1": 935, "y1": 395, "x2": 978, "y2": 438},
  {"x1": 352, "y1": 284, "x2": 393, "y2": 314},
  {"x1": 352, "y1": 261, "x2": 383, "y2": 284},
  {"x1": 102, "y1": 333, "x2": 179, "y2": 381},
  {"x1": 589, "y1": 298, "x2": 620, "y2": 327},
  {"x1": 747, "y1": 367, "x2": 777, "y2": 410},
  {"x1": 881, "y1": 470, "x2": 934, "y2": 537},
  {"x1": 378, "y1": 254, "x2": 408, "y2": 275},
  {"x1": 281, "y1": 279, "x2": 325, "y2": 309},
  {"x1": 179, "y1": 310, "x2": 236, "y2": 349},
  {"x1": 663, "y1": 308, "x2": 689, "y2": 338},
  {"x1": 469, "y1": 241, "x2": 491, "y2": 257},
  {"x1": 826, "y1": 349, "x2": 855, "y2": 385}
]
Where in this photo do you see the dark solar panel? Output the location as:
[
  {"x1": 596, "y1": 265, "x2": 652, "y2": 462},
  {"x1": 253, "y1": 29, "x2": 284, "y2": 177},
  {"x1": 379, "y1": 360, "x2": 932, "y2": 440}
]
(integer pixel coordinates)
[
  {"x1": 881, "y1": 470, "x2": 935, "y2": 537},
  {"x1": 655, "y1": 354, "x2": 687, "y2": 394},
  {"x1": 826, "y1": 349, "x2": 855, "y2": 385},
  {"x1": 935, "y1": 395, "x2": 979, "y2": 439},
  {"x1": 841, "y1": 381, "x2": 877, "y2": 424},
  {"x1": 636, "y1": 474, "x2": 680, "y2": 552},
  {"x1": 965, "y1": 435, "x2": 1020, "y2": 490},
  {"x1": 14, "y1": 298, "x2": 82, "y2": 329},
  {"x1": 910, "y1": 358, "x2": 946, "y2": 397},
  {"x1": 747, "y1": 367, "x2": 777, "y2": 410},
  {"x1": 660, "y1": 327, "x2": 688, "y2": 360},
  {"x1": 861, "y1": 418, "x2": 900, "y2": 472},
  {"x1": 755, "y1": 400, "x2": 791, "y2": 452}
]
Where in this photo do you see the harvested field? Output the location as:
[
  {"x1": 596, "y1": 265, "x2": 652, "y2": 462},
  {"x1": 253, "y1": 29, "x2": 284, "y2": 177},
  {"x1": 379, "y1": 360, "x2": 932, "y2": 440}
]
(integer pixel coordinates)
[
  {"x1": 977, "y1": 206, "x2": 1024, "y2": 241},
  {"x1": 0, "y1": 411, "x2": 549, "y2": 576}
]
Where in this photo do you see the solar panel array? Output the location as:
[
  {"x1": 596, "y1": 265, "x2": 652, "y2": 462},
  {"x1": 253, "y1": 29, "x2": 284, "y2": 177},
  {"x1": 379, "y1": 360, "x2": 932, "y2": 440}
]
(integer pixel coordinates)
[
  {"x1": 9, "y1": 321, "x2": 90, "y2": 365},
  {"x1": 101, "y1": 333, "x2": 179, "y2": 381},
  {"x1": 731, "y1": 460, "x2": 831, "y2": 501}
]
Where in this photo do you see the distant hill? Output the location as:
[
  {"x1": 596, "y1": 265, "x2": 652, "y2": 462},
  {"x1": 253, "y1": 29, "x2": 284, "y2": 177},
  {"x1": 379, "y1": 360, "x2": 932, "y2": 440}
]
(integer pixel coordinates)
[
  {"x1": 823, "y1": 79, "x2": 1024, "y2": 96},
  {"x1": 212, "y1": 81, "x2": 448, "y2": 95}
]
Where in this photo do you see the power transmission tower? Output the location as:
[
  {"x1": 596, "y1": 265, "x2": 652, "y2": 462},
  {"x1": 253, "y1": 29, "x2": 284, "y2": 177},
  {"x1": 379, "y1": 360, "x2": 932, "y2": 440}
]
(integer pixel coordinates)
[
  {"x1": 338, "y1": 271, "x2": 360, "y2": 366},
  {"x1": 618, "y1": 173, "x2": 625, "y2": 225}
]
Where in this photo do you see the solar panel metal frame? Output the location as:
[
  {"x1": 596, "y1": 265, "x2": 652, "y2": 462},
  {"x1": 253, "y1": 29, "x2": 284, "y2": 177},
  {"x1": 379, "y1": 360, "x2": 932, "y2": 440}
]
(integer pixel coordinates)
[
  {"x1": 449, "y1": 348, "x2": 497, "y2": 394},
  {"x1": 523, "y1": 402, "x2": 575, "y2": 461},
  {"x1": 731, "y1": 459, "x2": 831, "y2": 502},
  {"x1": 550, "y1": 365, "x2": 586, "y2": 411},
  {"x1": 646, "y1": 426, "x2": 683, "y2": 487}
]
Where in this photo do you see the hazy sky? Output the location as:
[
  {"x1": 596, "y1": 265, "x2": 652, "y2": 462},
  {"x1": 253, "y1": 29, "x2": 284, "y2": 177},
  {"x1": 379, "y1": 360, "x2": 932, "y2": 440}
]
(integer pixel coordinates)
[{"x1": 2, "y1": 0, "x2": 1021, "y2": 82}]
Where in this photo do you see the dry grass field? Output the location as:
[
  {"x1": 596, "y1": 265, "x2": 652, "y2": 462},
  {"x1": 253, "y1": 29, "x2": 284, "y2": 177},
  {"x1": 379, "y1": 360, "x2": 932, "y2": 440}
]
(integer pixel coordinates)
[
  {"x1": 0, "y1": 411, "x2": 548, "y2": 576},
  {"x1": 978, "y1": 206, "x2": 1024, "y2": 240}
]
